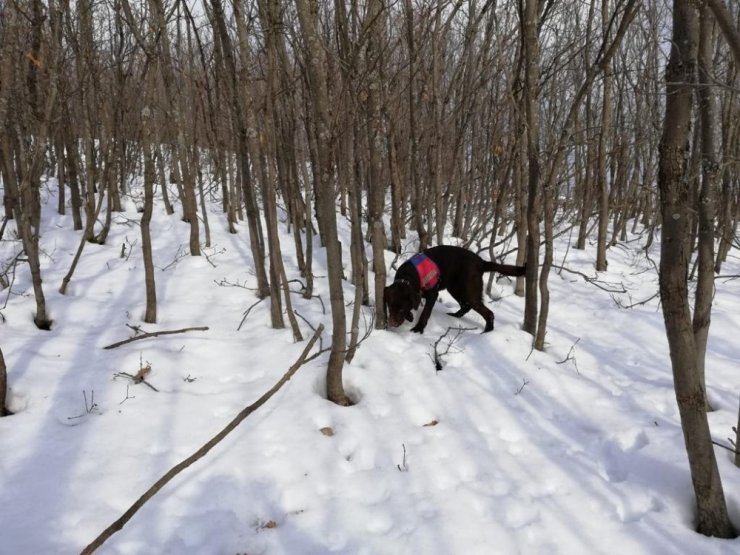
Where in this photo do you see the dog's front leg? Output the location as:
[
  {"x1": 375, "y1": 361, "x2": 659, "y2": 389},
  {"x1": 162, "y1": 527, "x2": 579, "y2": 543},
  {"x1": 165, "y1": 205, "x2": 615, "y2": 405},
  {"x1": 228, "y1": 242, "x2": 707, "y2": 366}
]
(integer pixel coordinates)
[{"x1": 411, "y1": 290, "x2": 438, "y2": 333}]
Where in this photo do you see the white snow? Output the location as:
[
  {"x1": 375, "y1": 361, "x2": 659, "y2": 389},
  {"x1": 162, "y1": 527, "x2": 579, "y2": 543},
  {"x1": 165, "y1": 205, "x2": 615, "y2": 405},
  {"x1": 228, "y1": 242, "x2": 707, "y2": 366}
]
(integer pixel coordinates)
[{"x1": 1, "y1": 179, "x2": 739, "y2": 554}]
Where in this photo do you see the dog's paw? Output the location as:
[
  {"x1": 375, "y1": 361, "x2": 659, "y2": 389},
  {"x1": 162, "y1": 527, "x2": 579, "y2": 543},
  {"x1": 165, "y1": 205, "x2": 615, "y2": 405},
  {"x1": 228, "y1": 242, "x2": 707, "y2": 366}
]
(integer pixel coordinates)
[{"x1": 411, "y1": 325, "x2": 425, "y2": 334}]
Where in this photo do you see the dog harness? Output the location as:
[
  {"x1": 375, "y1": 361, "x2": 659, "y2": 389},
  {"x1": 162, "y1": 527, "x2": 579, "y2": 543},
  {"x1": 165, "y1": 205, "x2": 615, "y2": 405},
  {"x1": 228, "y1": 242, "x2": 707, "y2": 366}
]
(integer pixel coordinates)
[{"x1": 409, "y1": 253, "x2": 440, "y2": 291}]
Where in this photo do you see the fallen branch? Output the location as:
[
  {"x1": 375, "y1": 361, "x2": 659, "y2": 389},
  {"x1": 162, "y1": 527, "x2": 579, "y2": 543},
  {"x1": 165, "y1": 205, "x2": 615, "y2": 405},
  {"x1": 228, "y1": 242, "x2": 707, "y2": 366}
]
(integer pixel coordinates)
[
  {"x1": 556, "y1": 338, "x2": 581, "y2": 374},
  {"x1": 103, "y1": 327, "x2": 209, "y2": 350},
  {"x1": 237, "y1": 299, "x2": 263, "y2": 331},
  {"x1": 515, "y1": 378, "x2": 530, "y2": 395},
  {"x1": 81, "y1": 324, "x2": 324, "y2": 555},
  {"x1": 429, "y1": 326, "x2": 475, "y2": 371},
  {"x1": 113, "y1": 371, "x2": 159, "y2": 392},
  {"x1": 613, "y1": 291, "x2": 659, "y2": 309},
  {"x1": 553, "y1": 264, "x2": 627, "y2": 293}
]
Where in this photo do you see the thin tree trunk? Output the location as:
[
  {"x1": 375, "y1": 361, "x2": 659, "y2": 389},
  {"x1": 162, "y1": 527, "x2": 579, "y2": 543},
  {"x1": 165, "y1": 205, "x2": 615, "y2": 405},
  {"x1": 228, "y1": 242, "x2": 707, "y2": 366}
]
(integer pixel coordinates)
[
  {"x1": 658, "y1": 0, "x2": 735, "y2": 538},
  {"x1": 595, "y1": 0, "x2": 612, "y2": 272},
  {"x1": 694, "y1": 6, "x2": 719, "y2": 412},
  {"x1": 141, "y1": 107, "x2": 157, "y2": 324},
  {"x1": 403, "y1": 0, "x2": 428, "y2": 250},
  {"x1": 13, "y1": 0, "x2": 59, "y2": 330},
  {"x1": 576, "y1": 0, "x2": 596, "y2": 251},
  {"x1": 0, "y1": 346, "x2": 10, "y2": 416},
  {"x1": 59, "y1": 182, "x2": 106, "y2": 295},
  {"x1": 155, "y1": 145, "x2": 175, "y2": 216},
  {"x1": 226, "y1": 0, "x2": 271, "y2": 298},
  {"x1": 144, "y1": 0, "x2": 200, "y2": 256},
  {"x1": 295, "y1": 0, "x2": 351, "y2": 406},
  {"x1": 367, "y1": 0, "x2": 388, "y2": 330},
  {"x1": 521, "y1": 0, "x2": 540, "y2": 336}
]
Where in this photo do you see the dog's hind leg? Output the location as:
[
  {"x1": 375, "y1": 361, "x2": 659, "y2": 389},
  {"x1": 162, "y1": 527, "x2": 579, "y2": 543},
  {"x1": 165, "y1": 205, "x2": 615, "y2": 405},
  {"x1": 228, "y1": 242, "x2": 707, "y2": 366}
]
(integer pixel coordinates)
[
  {"x1": 471, "y1": 300, "x2": 494, "y2": 332},
  {"x1": 446, "y1": 282, "x2": 471, "y2": 318},
  {"x1": 448, "y1": 303, "x2": 471, "y2": 318}
]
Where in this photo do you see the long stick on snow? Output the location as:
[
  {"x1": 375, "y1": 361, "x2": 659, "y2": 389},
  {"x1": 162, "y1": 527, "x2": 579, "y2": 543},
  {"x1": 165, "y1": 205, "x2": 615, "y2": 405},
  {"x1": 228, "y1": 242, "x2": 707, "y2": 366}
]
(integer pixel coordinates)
[
  {"x1": 81, "y1": 324, "x2": 324, "y2": 554},
  {"x1": 102, "y1": 326, "x2": 210, "y2": 349}
]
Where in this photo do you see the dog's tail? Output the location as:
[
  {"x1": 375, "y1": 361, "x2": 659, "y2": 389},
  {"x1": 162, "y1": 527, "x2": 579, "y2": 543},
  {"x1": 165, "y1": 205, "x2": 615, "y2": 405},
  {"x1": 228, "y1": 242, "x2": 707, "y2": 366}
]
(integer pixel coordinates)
[{"x1": 483, "y1": 261, "x2": 526, "y2": 276}]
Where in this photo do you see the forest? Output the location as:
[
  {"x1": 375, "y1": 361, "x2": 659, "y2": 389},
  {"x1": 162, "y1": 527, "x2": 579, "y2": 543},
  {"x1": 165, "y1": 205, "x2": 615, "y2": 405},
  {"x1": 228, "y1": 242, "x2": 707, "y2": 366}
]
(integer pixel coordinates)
[{"x1": 1, "y1": 0, "x2": 740, "y2": 553}]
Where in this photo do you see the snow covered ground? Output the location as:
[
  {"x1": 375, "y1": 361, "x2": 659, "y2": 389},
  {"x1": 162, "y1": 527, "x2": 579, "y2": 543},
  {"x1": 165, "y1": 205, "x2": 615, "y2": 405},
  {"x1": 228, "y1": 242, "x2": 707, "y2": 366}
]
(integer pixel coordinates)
[{"x1": 1, "y1": 181, "x2": 739, "y2": 554}]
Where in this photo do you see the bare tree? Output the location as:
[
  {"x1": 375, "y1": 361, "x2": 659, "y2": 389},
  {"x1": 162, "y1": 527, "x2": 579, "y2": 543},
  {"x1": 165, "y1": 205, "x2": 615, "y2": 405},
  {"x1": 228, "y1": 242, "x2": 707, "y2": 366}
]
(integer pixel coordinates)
[
  {"x1": 520, "y1": 0, "x2": 541, "y2": 337},
  {"x1": 212, "y1": 0, "x2": 271, "y2": 299},
  {"x1": 141, "y1": 104, "x2": 158, "y2": 324},
  {"x1": 693, "y1": 5, "x2": 719, "y2": 411},
  {"x1": 144, "y1": 0, "x2": 201, "y2": 256},
  {"x1": 595, "y1": 0, "x2": 613, "y2": 272},
  {"x1": 366, "y1": 0, "x2": 388, "y2": 330},
  {"x1": 1, "y1": 0, "x2": 60, "y2": 330},
  {"x1": 657, "y1": 0, "x2": 735, "y2": 538},
  {"x1": 295, "y1": 0, "x2": 351, "y2": 405}
]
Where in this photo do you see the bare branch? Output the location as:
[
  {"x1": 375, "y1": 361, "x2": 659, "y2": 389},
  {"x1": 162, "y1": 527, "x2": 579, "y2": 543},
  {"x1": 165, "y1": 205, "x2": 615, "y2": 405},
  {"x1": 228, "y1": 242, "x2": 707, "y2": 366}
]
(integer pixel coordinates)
[
  {"x1": 103, "y1": 327, "x2": 209, "y2": 350},
  {"x1": 81, "y1": 324, "x2": 324, "y2": 554}
]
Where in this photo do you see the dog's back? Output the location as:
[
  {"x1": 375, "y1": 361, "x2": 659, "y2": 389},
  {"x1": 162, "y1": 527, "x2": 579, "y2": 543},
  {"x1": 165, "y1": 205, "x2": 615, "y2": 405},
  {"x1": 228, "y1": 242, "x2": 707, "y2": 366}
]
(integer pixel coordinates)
[{"x1": 423, "y1": 245, "x2": 491, "y2": 290}]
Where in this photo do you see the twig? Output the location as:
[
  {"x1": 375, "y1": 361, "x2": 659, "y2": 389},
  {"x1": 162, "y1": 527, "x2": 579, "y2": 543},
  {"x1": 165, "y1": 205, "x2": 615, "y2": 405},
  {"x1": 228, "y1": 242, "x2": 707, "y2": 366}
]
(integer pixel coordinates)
[
  {"x1": 555, "y1": 338, "x2": 581, "y2": 374},
  {"x1": 116, "y1": 235, "x2": 139, "y2": 262},
  {"x1": 202, "y1": 247, "x2": 226, "y2": 268},
  {"x1": 67, "y1": 390, "x2": 100, "y2": 420},
  {"x1": 397, "y1": 443, "x2": 408, "y2": 472},
  {"x1": 1, "y1": 251, "x2": 23, "y2": 309},
  {"x1": 214, "y1": 277, "x2": 252, "y2": 290},
  {"x1": 158, "y1": 245, "x2": 189, "y2": 271},
  {"x1": 119, "y1": 384, "x2": 136, "y2": 405},
  {"x1": 113, "y1": 371, "x2": 159, "y2": 393},
  {"x1": 429, "y1": 326, "x2": 475, "y2": 371},
  {"x1": 712, "y1": 440, "x2": 739, "y2": 456},
  {"x1": 81, "y1": 324, "x2": 325, "y2": 555},
  {"x1": 287, "y1": 284, "x2": 326, "y2": 314},
  {"x1": 103, "y1": 327, "x2": 209, "y2": 350},
  {"x1": 126, "y1": 324, "x2": 145, "y2": 335},
  {"x1": 526, "y1": 341, "x2": 535, "y2": 362},
  {"x1": 515, "y1": 379, "x2": 530, "y2": 395},
  {"x1": 293, "y1": 310, "x2": 317, "y2": 333},
  {"x1": 557, "y1": 224, "x2": 576, "y2": 277},
  {"x1": 293, "y1": 311, "x2": 323, "y2": 353},
  {"x1": 237, "y1": 299, "x2": 264, "y2": 331},
  {"x1": 553, "y1": 264, "x2": 627, "y2": 293},
  {"x1": 613, "y1": 291, "x2": 659, "y2": 309}
]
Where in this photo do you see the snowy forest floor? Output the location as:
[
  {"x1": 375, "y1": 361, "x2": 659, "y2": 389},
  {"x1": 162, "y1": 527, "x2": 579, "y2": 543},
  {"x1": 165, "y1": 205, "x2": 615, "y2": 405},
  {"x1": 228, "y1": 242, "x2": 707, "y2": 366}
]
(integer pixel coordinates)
[{"x1": 1, "y1": 180, "x2": 739, "y2": 554}]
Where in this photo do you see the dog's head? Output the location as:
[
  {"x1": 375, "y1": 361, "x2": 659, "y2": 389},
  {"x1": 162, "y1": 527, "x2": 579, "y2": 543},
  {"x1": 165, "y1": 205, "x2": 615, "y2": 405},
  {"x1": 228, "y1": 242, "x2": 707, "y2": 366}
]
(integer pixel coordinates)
[{"x1": 384, "y1": 281, "x2": 421, "y2": 328}]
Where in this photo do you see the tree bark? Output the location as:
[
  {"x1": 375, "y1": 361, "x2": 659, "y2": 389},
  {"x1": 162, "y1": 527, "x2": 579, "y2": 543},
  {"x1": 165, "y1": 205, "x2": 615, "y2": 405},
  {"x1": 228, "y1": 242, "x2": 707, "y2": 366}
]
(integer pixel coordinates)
[
  {"x1": 367, "y1": 0, "x2": 388, "y2": 330},
  {"x1": 658, "y1": 0, "x2": 735, "y2": 538},
  {"x1": 521, "y1": 0, "x2": 541, "y2": 336},
  {"x1": 227, "y1": 0, "x2": 271, "y2": 299},
  {"x1": 144, "y1": 0, "x2": 201, "y2": 256},
  {"x1": 693, "y1": 6, "x2": 719, "y2": 412},
  {"x1": 595, "y1": 0, "x2": 612, "y2": 272},
  {"x1": 141, "y1": 107, "x2": 157, "y2": 324},
  {"x1": 0, "y1": 346, "x2": 10, "y2": 416},
  {"x1": 295, "y1": 0, "x2": 351, "y2": 406}
]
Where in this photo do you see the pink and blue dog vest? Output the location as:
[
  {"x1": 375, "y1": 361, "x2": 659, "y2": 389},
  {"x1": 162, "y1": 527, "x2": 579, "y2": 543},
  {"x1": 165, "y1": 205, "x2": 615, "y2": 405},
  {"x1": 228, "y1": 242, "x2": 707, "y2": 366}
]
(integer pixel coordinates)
[{"x1": 410, "y1": 253, "x2": 440, "y2": 291}]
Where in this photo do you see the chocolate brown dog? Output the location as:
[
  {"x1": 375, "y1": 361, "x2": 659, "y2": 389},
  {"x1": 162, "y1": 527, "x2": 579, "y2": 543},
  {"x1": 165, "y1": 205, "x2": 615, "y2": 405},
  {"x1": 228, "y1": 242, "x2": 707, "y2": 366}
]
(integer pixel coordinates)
[{"x1": 384, "y1": 245, "x2": 525, "y2": 333}]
